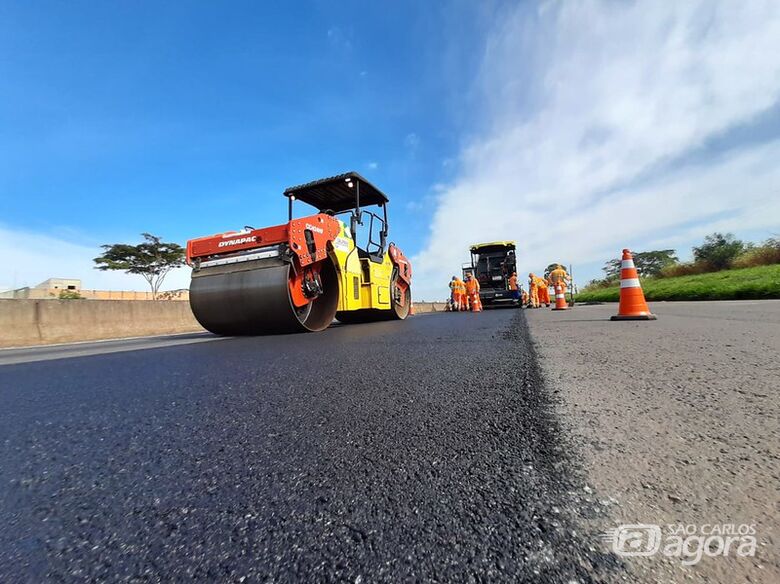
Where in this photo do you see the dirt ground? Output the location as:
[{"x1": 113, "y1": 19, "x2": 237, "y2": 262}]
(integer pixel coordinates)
[{"x1": 526, "y1": 300, "x2": 779, "y2": 584}]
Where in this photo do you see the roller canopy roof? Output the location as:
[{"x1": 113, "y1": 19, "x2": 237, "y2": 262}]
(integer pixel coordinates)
[{"x1": 284, "y1": 172, "x2": 389, "y2": 213}]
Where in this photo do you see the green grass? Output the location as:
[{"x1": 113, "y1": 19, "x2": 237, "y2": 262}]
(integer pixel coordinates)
[{"x1": 575, "y1": 264, "x2": 780, "y2": 302}]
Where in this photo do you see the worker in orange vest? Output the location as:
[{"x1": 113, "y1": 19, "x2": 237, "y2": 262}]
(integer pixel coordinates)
[
  {"x1": 508, "y1": 271, "x2": 520, "y2": 303},
  {"x1": 449, "y1": 276, "x2": 460, "y2": 311},
  {"x1": 549, "y1": 264, "x2": 570, "y2": 295},
  {"x1": 453, "y1": 276, "x2": 465, "y2": 311},
  {"x1": 464, "y1": 272, "x2": 481, "y2": 312},
  {"x1": 453, "y1": 276, "x2": 467, "y2": 311},
  {"x1": 528, "y1": 273, "x2": 539, "y2": 308},
  {"x1": 536, "y1": 275, "x2": 550, "y2": 307}
]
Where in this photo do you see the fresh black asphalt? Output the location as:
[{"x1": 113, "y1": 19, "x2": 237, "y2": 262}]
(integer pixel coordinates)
[{"x1": 0, "y1": 309, "x2": 619, "y2": 582}]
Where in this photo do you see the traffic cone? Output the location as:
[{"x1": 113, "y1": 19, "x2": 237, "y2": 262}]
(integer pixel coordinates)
[
  {"x1": 470, "y1": 293, "x2": 482, "y2": 312},
  {"x1": 611, "y1": 249, "x2": 657, "y2": 321},
  {"x1": 551, "y1": 282, "x2": 568, "y2": 310}
]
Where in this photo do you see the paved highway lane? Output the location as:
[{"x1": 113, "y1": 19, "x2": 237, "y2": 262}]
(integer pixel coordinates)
[
  {"x1": 0, "y1": 310, "x2": 618, "y2": 582},
  {"x1": 0, "y1": 332, "x2": 224, "y2": 366}
]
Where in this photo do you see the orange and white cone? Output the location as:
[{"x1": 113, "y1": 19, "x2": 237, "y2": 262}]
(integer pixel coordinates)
[
  {"x1": 611, "y1": 249, "x2": 656, "y2": 321},
  {"x1": 551, "y1": 282, "x2": 568, "y2": 310},
  {"x1": 470, "y1": 292, "x2": 482, "y2": 312}
]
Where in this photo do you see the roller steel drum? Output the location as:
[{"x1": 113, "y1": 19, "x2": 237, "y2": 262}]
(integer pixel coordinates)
[{"x1": 189, "y1": 259, "x2": 339, "y2": 335}]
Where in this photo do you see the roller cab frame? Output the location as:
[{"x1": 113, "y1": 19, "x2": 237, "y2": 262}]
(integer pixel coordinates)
[
  {"x1": 464, "y1": 241, "x2": 519, "y2": 306},
  {"x1": 186, "y1": 172, "x2": 412, "y2": 335}
]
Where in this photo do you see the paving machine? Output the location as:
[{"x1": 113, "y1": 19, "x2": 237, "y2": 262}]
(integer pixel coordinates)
[
  {"x1": 186, "y1": 172, "x2": 412, "y2": 334},
  {"x1": 463, "y1": 241, "x2": 518, "y2": 306}
]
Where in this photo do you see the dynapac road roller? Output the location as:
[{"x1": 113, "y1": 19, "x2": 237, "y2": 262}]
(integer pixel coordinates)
[{"x1": 186, "y1": 172, "x2": 412, "y2": 334}]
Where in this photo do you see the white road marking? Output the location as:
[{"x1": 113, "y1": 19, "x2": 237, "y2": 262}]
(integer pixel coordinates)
[{"x1": 0, "y1": 333, "x2": 229, "y2": 366}]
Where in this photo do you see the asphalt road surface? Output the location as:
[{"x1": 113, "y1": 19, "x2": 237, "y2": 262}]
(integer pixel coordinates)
[{"x1": 0, "y1": 310, "x2": 618, "y2": 582}]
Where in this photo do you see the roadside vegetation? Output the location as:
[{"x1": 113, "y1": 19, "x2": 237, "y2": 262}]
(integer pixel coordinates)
[
  {"x1": 93, "y1": 233, "x2": 185, "y2": 299},
  {"x1": 577, "y1": 233, "x2": 780, "y2": 302},
  {"x1": 58, "y1": 289, "x2": 83, "y2": 300}
]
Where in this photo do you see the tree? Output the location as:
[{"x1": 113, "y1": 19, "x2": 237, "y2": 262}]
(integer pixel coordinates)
[
  {"x1": 58, "y1": 289, "x2": 83, "y2": 300},
  {"x1": 602, "y1": 258, "x2": 622, "y2": 281},
  {"x1": 94, "y1": 233, "x2": 185, "y2": 299},
  {"x1": 603, "y1": 249, "x2": 678, "y2": 279},
  {"x1": 635, "y1": 250, "x2": 678, "y2": 276},
  {"x1": 693, "y1": 233, "x2": 745, "y2": 271}
]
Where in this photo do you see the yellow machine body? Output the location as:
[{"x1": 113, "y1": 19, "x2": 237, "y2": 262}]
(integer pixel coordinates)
[{"x1": 329, "y1": 219, "x2": 395, "y2": 312}]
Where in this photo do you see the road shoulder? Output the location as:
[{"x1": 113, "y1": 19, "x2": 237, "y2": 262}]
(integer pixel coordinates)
[{"x1": 525, "y1": 301, "x2": 779, "y2": 583}]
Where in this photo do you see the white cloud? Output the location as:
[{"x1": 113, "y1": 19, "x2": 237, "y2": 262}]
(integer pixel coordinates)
[
  {"x1": 413, "y1": 0, "x2": 780, "y2": 299},
  {"x1": 404, "y1": 133, "x2": 420, "y2": 150},
  {"x1": 326, "y1": 26, "x2": 352, "y2": 51},
  {"x1": 0, "y1": 225, "x2": 191, "y2": 292},
  {"x1": 367, "y1": 161, "x2": 379, "y2": 170}
]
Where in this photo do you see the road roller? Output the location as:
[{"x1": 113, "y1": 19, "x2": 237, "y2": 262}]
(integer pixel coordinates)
[{"x1": 185, "y1": 172, "x2": 413, "y2": 334}]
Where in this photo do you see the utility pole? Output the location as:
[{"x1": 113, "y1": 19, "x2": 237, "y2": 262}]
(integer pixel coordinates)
[{"x1": 569, "y1": 264, "x2": 574, "y2": 307}]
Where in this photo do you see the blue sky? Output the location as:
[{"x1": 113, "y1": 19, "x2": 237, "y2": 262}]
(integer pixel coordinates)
[
  {"x1": 2, "y1": 1, "x2": 780, "y2": 299},
  {"x1": 0, "y1": 1, "x2": 481, "y2": 247}
]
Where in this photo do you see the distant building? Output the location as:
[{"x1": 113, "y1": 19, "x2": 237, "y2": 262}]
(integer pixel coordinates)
[
  {"x1": 35, "y1": 278, "x2": 81, "y2": 291},
  {"x1": 0, "y1": 278, "x2": 188, "y2": 301}
]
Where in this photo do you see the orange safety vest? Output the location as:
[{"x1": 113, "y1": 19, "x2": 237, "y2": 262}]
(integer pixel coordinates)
[
  {"x1": 465, "y1": 279, "x2": 479, "y2": 295},
  {"x1": 549, "y1": 268, "x2": 568, "y2": 284},
  {"x1": 508, "y1": 275, "x2": 518, "y2": 290}
]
